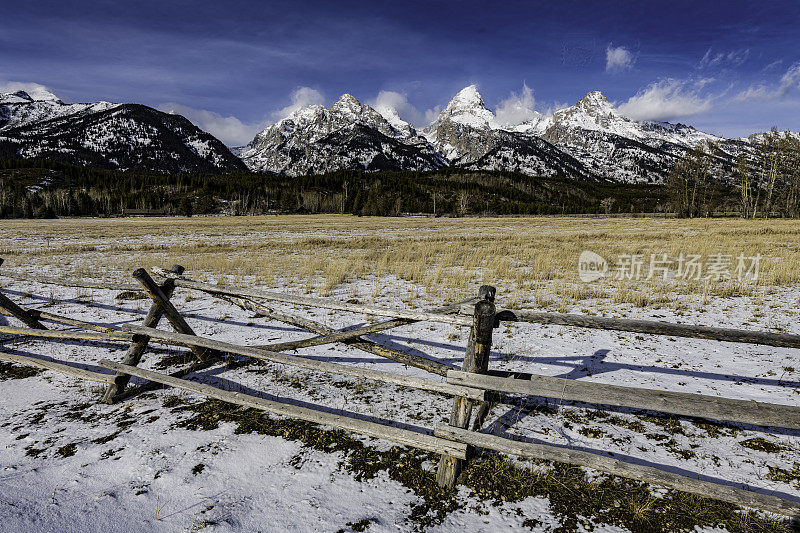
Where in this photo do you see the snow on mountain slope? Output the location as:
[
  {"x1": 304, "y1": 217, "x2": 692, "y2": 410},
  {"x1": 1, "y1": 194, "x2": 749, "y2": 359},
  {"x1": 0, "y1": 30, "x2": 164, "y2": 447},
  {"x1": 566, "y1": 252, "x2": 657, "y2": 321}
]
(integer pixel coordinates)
[
  {"x1": 459, "y1": 130, "x2": 597, "y2": 180},
  {"x1": 529, "y1": 92, "x2": 728, "y2": 182},
  {"x1": 239, "y1": 94, "x2": 445, "y2": 175},
  {"x1": 422, "y1": 86, "x2": 600, "y2": 180},
  {"x1": 0, "y1": 91, "x2": 245, "y2": 172},
  {"x1": 0, "y1": 90, "x2": 118, "y2": 132},
  {"x1": 5, "y1": 84, "x2": 790, "y2": 183}
]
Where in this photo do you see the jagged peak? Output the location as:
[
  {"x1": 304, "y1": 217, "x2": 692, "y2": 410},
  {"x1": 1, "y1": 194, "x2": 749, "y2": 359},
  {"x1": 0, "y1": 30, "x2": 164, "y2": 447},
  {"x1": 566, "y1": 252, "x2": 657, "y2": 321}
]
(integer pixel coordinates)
[
  {"x1": 448, "y1": 85, "x2": 484, "y2": 108},
  {"x1": 433, "y1": 85, "x2": 494, "y2": 128},
  {"x1": 580, "y1": 90, "x2": 609, "y2": 103},
  {"x1": 331, "y1": 93, "x2": 363, "y2": 112},
  {"x1": 574, "y1": 91, "x2": 615, "y2": 114}
]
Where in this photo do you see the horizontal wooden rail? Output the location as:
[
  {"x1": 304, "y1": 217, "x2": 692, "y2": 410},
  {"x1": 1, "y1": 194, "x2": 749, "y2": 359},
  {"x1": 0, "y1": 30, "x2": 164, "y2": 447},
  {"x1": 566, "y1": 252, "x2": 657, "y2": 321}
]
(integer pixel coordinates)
[
  {"x1": 123, "y1": 325, "x2": 485, "y2": 401},
  {"x1": 261, "y1": 297, "x2": 478, "y2": 352},
  {"x1": 448, "y1": 370, "x2": 800, "y2": 430},
  {"x1": 0, "y1": 351, "x2": 113, "y2": 383},
  {"x1": 0, "y1": 325, "x2": 134, "y2": 343},
  {"x1": 0, "y1": 308, "x2": 120, "y2": 333},
  {"x1": 99, "y1": 359, "x2": 468, "y2": 459},
  {"x1": 207, "y1": 294, "x2": 453, "y2": 376},
  {"x1": 151, "y1": 269, "x2": 471, "y2": 326},
  {"x1": 435, "y1": 425, "x2": 800, "y2": 518},
  {"x1": 464, "y1": 304, "x2": 800, "y2": 349},
  {"x1": 0, "y1": 271, "x2": 140, "y2": 292}
]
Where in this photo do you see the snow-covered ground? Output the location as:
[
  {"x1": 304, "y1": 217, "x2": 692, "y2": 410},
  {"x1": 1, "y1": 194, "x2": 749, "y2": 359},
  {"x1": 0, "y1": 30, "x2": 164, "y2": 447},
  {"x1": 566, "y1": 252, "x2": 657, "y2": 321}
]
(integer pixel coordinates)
[{"x1": 1, "y1": 264, "x2": 799, "y2": 531}]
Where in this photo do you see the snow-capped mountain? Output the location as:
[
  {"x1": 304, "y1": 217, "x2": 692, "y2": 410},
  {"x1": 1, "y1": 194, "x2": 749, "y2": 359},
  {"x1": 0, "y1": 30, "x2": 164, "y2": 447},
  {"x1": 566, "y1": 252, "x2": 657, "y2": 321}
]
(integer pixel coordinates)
[
  {"x1": 3, "y1": 84, "x2": 784, "y2": 183},
  {"x1": 238, "y1": 85, "x2": 755, "y2": 183},
  {"x1": 525, "y1": 91, "x2": 732, "y2": 182},
  {"x1": 423, "y1": 85, "x2": 496, "y2": 162},
  {"x1": 239, "y1": 87, "x2": 599, "y2": 180},
  {"x1": 0, "y1": 90, "x2": 245, "y2": 173},
  {"x1": 238, "y1": 94, "x2": 445, "y2": 175},
  {"x1": 421, "y1": 86, "x2": 597, "y2": 179}
]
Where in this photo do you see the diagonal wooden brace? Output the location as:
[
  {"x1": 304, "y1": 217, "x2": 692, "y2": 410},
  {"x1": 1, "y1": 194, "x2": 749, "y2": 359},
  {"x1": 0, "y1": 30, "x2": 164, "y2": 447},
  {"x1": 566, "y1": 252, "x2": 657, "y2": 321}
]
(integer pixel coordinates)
[
  {"x1": 101, "y1": 265, "x2": 192, "y2": 403},
  {"x1": 0, "y1": 258, "x2": 47, "y2": 330},
  {"x1": 132, "y1": 268, "x2": 211, "y2": 363}
]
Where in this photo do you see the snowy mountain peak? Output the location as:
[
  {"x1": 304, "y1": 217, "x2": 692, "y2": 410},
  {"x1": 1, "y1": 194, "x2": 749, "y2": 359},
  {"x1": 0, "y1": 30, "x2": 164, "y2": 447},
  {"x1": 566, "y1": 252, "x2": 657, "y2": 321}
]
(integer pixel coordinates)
[
  {"x1": 435, "y1": 85, "x2": 494, "y2": 128},
  {"x1": 569, "y1": 91, "x2": 618, "y2": 119},
  {"x1": 30, "y1": 88, "x2": 62, "y2": 103},
  {"x1": 447, "y1": 85, "x2": 485, "y2": 110},
  {"x1": 373, "y1": 105, "x2": 414, "y2": 135},
  {"x1": 286, "y1": 103, "x2": 327, "y2": 124},
  {"x1": 331, "y1": 93, "x2": 363, "y2": 115},
  {"x1": 578, "y1": 90, "x2": 611, "y2": 108},
  {"x1": 0, "y1": 91, "x2": 33, "y2": 104},
  {"x1": 550, "y1": 90, "x2": 635, "y2": 136}
]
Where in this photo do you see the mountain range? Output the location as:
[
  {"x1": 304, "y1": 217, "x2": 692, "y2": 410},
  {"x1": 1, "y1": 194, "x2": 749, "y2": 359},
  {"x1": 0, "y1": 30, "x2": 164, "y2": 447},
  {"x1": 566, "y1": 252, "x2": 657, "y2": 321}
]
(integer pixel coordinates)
[{"x1": 0, "y1": 85, "x2": 783, "y2": 182}]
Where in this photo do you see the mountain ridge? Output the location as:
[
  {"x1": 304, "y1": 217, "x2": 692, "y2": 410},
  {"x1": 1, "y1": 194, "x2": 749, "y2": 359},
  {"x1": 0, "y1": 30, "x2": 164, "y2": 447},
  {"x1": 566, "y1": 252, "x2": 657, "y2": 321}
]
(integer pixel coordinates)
[
  {"x1": 237, "y1": 85, "x2": 768, "y2": 183},
  {"x1": 0, "y1": 91, "x2": 246, "y2": 173},
  {"x1": 1, "y1": 85, "x2": 792, "y2": 182}
]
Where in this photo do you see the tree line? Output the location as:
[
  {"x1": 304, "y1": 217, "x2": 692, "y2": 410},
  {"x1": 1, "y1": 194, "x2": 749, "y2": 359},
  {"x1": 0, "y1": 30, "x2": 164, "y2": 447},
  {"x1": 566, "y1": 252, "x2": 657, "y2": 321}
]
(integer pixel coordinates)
[
  {"x1": 667, "y1": 129, "x2": 800, "y2": 218},
  {"x1": 0, "y1": 159, "x2": 678, "y2": 218}
]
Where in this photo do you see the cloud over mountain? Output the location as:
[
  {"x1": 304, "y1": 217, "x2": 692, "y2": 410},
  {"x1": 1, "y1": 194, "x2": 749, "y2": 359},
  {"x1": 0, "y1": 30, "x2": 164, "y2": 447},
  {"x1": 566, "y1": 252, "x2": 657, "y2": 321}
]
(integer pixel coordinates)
[
  {"x1": 605, "y1": 45, "x2": 635, "y2": 72},
  {"x1": 618, "y1": 79, "x2": 713, "y2": 121}
]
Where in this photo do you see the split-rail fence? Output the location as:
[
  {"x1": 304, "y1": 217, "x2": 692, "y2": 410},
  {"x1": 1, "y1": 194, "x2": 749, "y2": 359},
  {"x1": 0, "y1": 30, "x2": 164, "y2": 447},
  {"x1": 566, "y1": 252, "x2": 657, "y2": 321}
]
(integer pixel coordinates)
[{"x1": 1, "y1": 257, "x2": 800, "y2": 518}]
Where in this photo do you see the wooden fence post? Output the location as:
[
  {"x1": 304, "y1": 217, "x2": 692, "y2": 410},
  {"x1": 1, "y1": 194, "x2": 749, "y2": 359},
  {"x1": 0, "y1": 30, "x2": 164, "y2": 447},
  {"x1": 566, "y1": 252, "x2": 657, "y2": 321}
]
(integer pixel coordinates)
[
  {"x1": 0, "y1": 258, "x2": 47, "y2": 330},
  {"x1": 436, "y1": 285, "x2": 496, "y2": 488},
  {"x1": 101, "y1": 265, "x2": 186, "y2": 403}
]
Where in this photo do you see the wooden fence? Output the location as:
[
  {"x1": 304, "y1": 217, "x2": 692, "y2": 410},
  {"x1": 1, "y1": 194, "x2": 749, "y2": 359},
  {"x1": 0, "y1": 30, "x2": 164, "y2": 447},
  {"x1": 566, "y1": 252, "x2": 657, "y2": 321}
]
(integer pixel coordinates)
[{"x1": 1, "y1": 257, "x2": 800, "y2": 518}]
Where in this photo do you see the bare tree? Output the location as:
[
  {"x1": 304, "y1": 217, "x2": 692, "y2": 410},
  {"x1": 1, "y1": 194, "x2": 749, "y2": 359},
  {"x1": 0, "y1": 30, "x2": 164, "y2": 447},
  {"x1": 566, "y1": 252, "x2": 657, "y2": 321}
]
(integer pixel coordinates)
[{"x1": 667, "y1": 142, "x2": 714, "y2": 218}]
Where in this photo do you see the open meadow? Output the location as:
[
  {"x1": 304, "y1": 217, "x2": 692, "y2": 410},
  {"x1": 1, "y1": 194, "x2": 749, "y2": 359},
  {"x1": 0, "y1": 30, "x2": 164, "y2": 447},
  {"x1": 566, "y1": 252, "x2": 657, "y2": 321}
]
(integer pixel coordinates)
[{"x1": 1, "y1": 215, "x2": 800, "y2": 532}]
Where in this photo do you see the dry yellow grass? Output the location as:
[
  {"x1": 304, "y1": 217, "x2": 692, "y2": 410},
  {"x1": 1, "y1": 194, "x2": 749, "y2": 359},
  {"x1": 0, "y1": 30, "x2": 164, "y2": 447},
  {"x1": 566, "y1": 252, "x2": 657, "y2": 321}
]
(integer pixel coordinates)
[{"x1": 2, "y1": 215, "x2": 799, "y2": 309}]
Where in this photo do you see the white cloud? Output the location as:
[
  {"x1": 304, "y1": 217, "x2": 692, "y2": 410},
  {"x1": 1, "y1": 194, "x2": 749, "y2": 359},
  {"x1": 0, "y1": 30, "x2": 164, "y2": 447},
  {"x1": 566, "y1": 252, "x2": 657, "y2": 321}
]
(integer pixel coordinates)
[
  {"x1": 368, "y1": 90, "x2": 450, "y2": 127},
  {"x1": 158, "y1": 103, "x2": 266, "y2": 146},
  {"x1": 493, "y1": 84, "x2": 538, "y2": 126},
  {"x1": 699, "y1": 48, "x2": 750, "y2": 69},
  {"x1": 368, "y1": 90, "x2": 425, "y2": 126},
  {"x1": 605, "y1": 45, "x2": 635, "y2": 73},
  {"x1": 618, "y1": 79, "x2": 713, "y2": 121},
  {"x1": 273, "y1": 86, "x2": 325, "y2": 119},
  {"x1": 733, "y1": 62, "x2": 800, "y2": 102},
  {"x1": 0, "y1": 81, "x2": 61, "y2": 101},
  {"x1": 423, "y1": 105, "x2": 443, "y2": 126}
]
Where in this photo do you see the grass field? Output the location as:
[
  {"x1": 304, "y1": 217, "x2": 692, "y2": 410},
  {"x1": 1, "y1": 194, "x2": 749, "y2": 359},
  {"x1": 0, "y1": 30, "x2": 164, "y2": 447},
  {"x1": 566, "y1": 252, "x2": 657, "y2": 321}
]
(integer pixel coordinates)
[
  {"x1": 3, "y1": 215, "x2": 799, "y2": 310},
  {"x1": 3, "y1": 215, "x2": 800, "y2": 531}
]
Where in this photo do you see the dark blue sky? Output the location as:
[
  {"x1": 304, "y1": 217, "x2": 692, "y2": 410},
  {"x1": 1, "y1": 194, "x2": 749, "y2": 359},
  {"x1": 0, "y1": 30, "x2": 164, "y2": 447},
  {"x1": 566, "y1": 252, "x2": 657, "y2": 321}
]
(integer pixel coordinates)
[{"x1": 2, "y1": 0, "x2": 799, "y2": 144}]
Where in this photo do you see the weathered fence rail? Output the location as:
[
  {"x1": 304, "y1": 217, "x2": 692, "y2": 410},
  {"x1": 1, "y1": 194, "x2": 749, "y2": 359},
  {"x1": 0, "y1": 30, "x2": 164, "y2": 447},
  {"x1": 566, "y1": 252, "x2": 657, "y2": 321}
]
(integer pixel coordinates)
[
  {"x1": 463, "y1": 303, "x2": 800, "y2": 349},
  {"x1": 0, "y1": 351, "x2": 114, "y2": 384},
  {"x1": 2, "y1": 260, "x2": 800, "y2": 519},
  {"x1": 448, "y1": 370, "x2": 800, "y2": 430},
  {"x1": 434, "y1": 425, "x2": 800, "y2": 517},
  {"x1": 100, "y1": 359, "x2": 468, "y2": 459}
]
